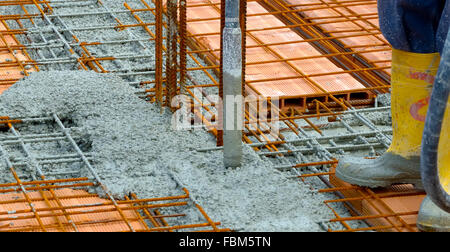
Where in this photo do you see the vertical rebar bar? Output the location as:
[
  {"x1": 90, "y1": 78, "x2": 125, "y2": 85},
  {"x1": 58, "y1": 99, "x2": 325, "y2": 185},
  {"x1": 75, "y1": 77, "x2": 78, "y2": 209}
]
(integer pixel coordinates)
[
  {"x1": 217, "y1": 0, "x2": 226, "y2": 147},
  {"x1": 155, "y1": 0, "x2": 164, "y2": 110},
  {"x1": 166, "y1": 0, "x2": 178, "y2": 110},
  {"x1": 240, "y1": 0, "x2": 247, "y2": 96},
  {"x1": 179, "y1": 0, "x2": 187, "y2": 95}
]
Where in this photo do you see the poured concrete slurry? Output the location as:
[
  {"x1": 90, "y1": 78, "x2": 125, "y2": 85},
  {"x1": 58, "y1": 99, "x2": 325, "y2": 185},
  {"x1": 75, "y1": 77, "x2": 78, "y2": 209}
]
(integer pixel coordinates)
[{"x1": 0, "y1": 71, "x2": 353, "y2": 231}]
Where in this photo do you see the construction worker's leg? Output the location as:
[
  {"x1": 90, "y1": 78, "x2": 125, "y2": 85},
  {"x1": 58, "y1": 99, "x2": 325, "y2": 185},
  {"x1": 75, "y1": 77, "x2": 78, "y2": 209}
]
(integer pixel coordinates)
[
  {"x1": 336, "y1": 0, "x2": 450, "y2": 232},
  {"x1": 336, "y1": 0, "x2": 448, "y2": 187},
  {"x1": 335, "y1": 49, "x2": 440, "y2": 188},
  {"x1": 378, "y1": 0, "x2": 448, "y2": 53}
]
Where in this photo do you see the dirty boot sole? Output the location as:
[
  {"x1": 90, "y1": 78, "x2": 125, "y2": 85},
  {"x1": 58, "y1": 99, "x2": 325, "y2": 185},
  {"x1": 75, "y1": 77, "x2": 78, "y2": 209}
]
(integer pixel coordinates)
[
  {"x1": 335, "y1": 168, "x2": 423, "y2": 188},
  {"x1": 417, "y1": 196, "x2": 450, "y2": 232}
]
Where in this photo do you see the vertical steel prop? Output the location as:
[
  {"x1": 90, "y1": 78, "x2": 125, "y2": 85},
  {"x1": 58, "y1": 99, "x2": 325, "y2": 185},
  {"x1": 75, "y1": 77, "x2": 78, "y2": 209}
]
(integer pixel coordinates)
[
  {"x1": 217, "y1": 0, "x2": 226, "y2": 147},
  {"x1": 240, "y1": 0, "x2": 247, "y2": 97},
  {"x1": 222, "y1": 0, "x2": 243, "y2": 168}
]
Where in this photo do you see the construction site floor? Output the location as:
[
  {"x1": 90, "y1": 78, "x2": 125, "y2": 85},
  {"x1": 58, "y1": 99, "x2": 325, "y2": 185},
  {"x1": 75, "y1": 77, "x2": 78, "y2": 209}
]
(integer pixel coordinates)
[{"x1": 0, "y1": 0, "x2": 429, "y2": 232}]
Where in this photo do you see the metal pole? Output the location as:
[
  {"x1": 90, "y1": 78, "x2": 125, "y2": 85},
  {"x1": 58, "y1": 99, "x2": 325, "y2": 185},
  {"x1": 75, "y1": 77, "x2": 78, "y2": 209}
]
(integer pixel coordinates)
[{"x1": 223, "y1": 0, "x2": 243, "y2": 168}]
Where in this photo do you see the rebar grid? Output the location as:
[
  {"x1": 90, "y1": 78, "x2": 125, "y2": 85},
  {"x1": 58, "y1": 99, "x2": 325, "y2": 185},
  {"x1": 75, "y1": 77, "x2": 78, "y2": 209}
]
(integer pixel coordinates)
[
  {"x1": 255, "y1": 0, "x2": 390, "y2": 90},
  {"x1": 138, "y1": 0, "x2": 393, "y2": 158},
  {"x1": 117, "y1": 0, "x2": 222, "y2": 108},
  {"x1": 306, "y1": 168, "x2": 425, "y2": 232},
  {"x1": 176, "y1": 0, "x2": 390, "y2": 111},
  {"x1": 266, "y1": 100, "x2": 425, "y2": 232},
  {"x1": 0, "y1": 116, "x2": 228, "y2": 232},
  {"x1": 157, "y1": 0, "x2": 392, "y2": 155},
  {"x1": 1, "y1": 0, "x2": 160, "y2": 94},
  {"x1": 3, "y1": 0, "x2": 221, "y2": 108},
  {"x1": 0, "y1": 0, "x2": 423, "y2": 232},
  {"x1": 0, "y1": 14, "x2": 38, "y2": 92},
  {"x1": 275, "y1": 0, "x2": 391, "y2": 83},
  {"x1": 119, "y1": 1, "x2": 421, "y2": 232}
]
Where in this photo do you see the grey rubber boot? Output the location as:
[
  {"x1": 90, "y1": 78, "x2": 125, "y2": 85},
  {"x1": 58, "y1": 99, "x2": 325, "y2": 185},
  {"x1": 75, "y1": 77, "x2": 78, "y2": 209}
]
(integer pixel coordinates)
[
  {"x1": 417, "y1": 196, "x2": 450, "y2": 232},
  {"x1": 335, "y1": 152, "x2": 423, "y2": 188}
]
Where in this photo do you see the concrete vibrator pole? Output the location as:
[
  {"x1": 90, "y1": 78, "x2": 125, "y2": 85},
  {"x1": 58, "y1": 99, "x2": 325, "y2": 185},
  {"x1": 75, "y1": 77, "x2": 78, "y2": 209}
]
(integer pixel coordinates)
[{"x1": 223, "y1": 0, "x2": 243, "y2": 168}]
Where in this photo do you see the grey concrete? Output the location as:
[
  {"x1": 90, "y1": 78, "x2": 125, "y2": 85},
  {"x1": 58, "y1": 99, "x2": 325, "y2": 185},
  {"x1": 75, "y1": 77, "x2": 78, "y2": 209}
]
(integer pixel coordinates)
[{"x1": 0, "y1": 70, "x2": 340, "y2": 231}]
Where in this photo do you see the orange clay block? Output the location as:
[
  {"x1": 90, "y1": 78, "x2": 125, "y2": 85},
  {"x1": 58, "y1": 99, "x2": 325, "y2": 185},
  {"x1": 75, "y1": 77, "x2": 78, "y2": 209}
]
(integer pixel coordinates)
[
  {"x1": 186, "y1": 0, "x2": 369, "y2": 103},
  {"x1": 284, "y1": 0, "x2": 392, "y2": 74},
  {"x1": 0, "y1": 188, "x2": 148, "y2": 232}
]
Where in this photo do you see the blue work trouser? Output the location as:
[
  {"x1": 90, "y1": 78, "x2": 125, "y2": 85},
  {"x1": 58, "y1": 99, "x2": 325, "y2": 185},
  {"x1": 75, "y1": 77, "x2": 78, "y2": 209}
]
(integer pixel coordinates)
[{"x1": 378, "y1": 0, "x2": 450, "y2": 53}]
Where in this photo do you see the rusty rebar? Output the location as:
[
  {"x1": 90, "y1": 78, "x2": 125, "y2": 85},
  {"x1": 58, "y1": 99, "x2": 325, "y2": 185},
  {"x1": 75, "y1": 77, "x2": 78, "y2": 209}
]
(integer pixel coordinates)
[
  {"x1": 166, "y1": 0, "x2": 178, "y2": 110},
  {"x1": 179, "y1": 0, "x2": 187, "y2": 95},
  {"x1": 155, "y1": 0, "x2": 164, "y2": 109}
]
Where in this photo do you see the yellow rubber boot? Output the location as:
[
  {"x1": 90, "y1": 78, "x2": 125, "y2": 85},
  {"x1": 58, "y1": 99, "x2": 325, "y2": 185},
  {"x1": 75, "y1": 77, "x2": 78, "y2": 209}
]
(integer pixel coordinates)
[
  {"x1": 439, "y1": 106, "x2": 450, "y2": 195},
  {"x1": 335, "y1": 49, "x2": 441, "y2": 188},
  {"x1": 388, "y1": 50, "x2": 440, "y2": 158}
]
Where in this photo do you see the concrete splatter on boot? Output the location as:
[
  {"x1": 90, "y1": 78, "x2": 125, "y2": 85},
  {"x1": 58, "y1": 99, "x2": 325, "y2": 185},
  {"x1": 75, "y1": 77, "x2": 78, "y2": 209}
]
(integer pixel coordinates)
[{"x1": 336, "y1": 153, "x2": 422, "y2": 188}]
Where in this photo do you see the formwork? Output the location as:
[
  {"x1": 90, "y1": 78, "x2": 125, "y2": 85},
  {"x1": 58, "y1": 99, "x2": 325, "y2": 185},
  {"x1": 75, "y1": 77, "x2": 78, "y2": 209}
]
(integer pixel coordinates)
[{"x1": 0, "y1": 0, "x2": 428, "y2": 232}]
